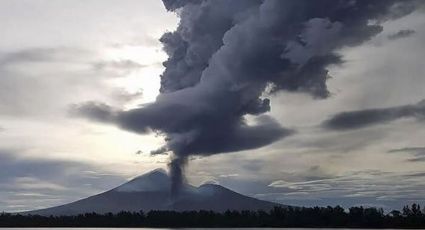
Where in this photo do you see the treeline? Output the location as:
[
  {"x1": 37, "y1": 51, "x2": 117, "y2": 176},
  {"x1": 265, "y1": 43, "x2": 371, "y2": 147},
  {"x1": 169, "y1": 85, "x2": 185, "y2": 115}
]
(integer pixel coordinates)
[{"x1": 1, "y1": 204, "x2": 425, "y2": 228}]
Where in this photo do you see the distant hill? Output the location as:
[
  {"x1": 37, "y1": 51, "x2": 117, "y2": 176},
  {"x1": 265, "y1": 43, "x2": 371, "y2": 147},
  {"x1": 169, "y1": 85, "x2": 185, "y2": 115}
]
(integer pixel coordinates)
[{"x1": 25, "y1": 169, "x2": 282, "y2": 216}]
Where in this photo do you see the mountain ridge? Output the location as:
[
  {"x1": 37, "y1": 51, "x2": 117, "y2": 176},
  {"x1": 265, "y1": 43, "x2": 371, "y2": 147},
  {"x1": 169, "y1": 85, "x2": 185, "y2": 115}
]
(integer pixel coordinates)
[{"x1": 24, "y1": 169, "x2": 283, "y2": 216}]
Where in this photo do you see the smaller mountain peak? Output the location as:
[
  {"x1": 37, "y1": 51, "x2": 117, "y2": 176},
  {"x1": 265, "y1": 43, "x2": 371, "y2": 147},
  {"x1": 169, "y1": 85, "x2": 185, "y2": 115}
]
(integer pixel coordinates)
[{"x1": 197, "y1": 183, "x2": 229, "y2": 196}]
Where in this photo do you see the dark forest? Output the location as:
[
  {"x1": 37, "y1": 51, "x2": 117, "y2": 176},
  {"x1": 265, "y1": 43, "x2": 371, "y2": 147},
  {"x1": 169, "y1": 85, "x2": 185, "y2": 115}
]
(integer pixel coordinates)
[{"x1": 1, "y1": 204, "x2": 425, "y2": 228}]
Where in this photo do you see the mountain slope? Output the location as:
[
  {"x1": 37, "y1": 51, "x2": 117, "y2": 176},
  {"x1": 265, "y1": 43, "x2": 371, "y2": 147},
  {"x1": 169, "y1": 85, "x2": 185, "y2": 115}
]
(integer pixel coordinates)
[
  {"x1": 26, "y1": 169, "x2": 282, "y2": 216},
  {"x1": 173, "y1": 183, "x2": 280, "y2": 212}
]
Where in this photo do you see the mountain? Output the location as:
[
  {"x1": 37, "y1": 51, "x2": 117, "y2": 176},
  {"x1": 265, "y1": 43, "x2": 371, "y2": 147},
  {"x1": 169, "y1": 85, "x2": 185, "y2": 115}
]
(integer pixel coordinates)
[{"x1": 25, "y1": 169, "x2": 282, "y2": 216}]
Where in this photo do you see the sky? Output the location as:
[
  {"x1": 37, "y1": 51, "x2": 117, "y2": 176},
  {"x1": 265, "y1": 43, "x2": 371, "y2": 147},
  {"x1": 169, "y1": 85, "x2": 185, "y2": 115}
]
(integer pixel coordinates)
[{"x1": 1, "y1": 0, "x2": 425, "y2": 212}]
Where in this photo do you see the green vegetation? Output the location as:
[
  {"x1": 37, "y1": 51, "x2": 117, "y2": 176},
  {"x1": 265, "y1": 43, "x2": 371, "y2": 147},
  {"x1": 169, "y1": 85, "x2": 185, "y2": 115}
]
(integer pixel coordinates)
[{"x1": 1, "y1": 204, "x2": 425, "y2": 228}]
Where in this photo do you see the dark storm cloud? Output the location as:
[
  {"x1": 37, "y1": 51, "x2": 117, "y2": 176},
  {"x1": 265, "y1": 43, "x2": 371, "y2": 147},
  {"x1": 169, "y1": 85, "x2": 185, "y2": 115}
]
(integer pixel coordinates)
[
  {"x1": 388, "y1": 29, "x2": 416, "y2": 40},
  {"x1": 323, "y1": 100, "x2": 425, "y2": 130},
  {"x1": 75, "y1": 0, "x2": 423, "y2": 195},
  {"x1": 388, "y1": 147, "x2": 425, "y2": 162}
]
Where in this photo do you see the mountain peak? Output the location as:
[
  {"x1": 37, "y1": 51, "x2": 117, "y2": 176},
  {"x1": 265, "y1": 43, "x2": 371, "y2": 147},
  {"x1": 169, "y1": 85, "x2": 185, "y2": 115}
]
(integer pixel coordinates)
[
  {"x1": 114, "y1": 168, "x2": 170, "y2": 192},
  {"x1": 197, "y1": 183, "x2": 233, "y2": 196},
  {"x1": 143, "y1": 168, "x2": 168, "y2": 177}
]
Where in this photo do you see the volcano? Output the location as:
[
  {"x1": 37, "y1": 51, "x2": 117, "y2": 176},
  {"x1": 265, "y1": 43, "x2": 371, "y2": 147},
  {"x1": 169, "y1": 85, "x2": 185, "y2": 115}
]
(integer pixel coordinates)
[{"x1": 26, "y1": 169, "x2": 282, "y2": 216}]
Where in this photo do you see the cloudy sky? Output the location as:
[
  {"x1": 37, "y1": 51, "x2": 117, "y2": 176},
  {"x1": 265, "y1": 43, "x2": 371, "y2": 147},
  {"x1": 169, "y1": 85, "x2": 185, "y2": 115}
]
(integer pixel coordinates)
[{"x1": 1, "y1": 0, "x2": 425, "y2": 212}]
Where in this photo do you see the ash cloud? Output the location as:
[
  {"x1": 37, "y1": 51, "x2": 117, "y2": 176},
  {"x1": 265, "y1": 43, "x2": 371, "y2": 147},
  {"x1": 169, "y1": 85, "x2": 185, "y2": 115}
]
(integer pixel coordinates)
[
  {"x1": 323, "y1": 100, "x2": 425, "y2": 131},
  {"x1": 74, "y1": 0, "x2": 423, "y2": 196}
]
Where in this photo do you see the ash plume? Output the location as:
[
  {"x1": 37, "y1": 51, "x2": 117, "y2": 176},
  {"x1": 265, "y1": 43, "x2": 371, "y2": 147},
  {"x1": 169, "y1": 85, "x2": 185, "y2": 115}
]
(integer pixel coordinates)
[
  {"x1": 74, "y1": 0, "x2": 423, "y2": 197},
  {"x1": 169, "y1": 156, "x2": 188, "y2": 197}
]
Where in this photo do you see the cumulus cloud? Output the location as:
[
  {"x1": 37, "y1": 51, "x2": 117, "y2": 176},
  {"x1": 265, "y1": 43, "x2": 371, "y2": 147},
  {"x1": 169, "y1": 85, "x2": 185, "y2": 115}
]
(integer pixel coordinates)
[
  {"x1": 75, "y1": 0, "x2": 424, "y2": 196},
  {"x1": 322, "y1": 99, "x2": 425, "y2": 130}
]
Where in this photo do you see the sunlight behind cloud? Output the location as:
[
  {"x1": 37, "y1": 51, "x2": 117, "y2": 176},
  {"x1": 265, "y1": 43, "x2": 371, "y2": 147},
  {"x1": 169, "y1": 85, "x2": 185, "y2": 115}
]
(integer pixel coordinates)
[
  {"x1": 103, "y1": 45, "x2": 165, "y2": 105},
  {"x1": 104, "y1": 45, "x2": 166, "y2": 66}
]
